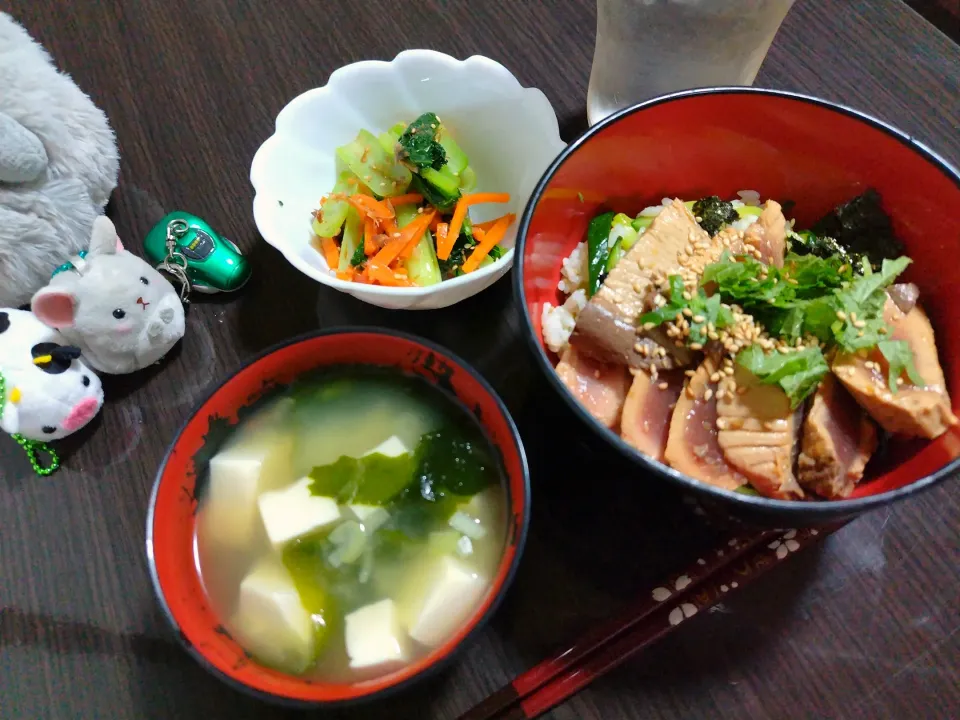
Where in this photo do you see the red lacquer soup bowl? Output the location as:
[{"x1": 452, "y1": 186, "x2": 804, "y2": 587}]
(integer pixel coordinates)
[
  {"x1": 515, "y1": 88, "x2": 960, "y2": 526},
  {"x1": 146, "y1": 328, "x2": 530, "y2": 707}
]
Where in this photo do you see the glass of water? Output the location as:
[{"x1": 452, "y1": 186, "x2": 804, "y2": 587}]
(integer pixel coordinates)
[{"x1": 587, "y1": 0, "x2": 797, "y2": 125}]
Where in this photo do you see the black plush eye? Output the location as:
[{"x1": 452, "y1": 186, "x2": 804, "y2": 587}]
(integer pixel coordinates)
[
  {"x1": 42, "y1": 426, "x2": 56, "y2": 435},
  {"x1": 140, "y1": 277, "x2": 149, "y2": 285},
  {"x1": 113, "y1": 308, "x2": 126, "y2": 319},
  {"x1": 82, "y1": 375, "x2": 91, "y2": 387}
]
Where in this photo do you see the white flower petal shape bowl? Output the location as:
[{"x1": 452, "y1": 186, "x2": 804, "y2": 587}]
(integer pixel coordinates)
[{"x1": 250, "y1": 50, "x2": 566, "y2": 310}]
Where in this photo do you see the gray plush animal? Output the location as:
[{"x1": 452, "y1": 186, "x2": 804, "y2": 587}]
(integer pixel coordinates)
[
  {"x1": 31, "y1": 217, "x2": 186, "y2": 375},
  {"x1": 0, "y1": 12, "x2": 119, "y2": 308}
]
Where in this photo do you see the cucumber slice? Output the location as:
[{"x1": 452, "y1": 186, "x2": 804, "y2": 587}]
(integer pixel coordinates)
[
  {"x1": 338, "y1": 207, "x2": 363, "y2": 271},
  {"x1": 421, "y1": 166, "x2": 461, "y2": 199},
  {"x1": 438, "y1": 132, "x2": 469, "y2": 175},
  {"x1": 396, "y1": 204, "x2": 442, "y2": 286},
  {"x1": 312, "y1": 173, "x2": 355, "y2": 237},
  {"x1": 459, "y1": 166, "x2": 477, "y2": 192}
]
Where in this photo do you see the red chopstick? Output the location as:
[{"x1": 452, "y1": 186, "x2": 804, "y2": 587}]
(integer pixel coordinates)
[{"x1": 460, "y1": 523, "x2": 844, "y2": 720}]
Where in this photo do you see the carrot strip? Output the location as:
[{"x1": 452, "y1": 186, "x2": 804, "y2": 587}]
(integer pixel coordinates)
[
  {"x1": 472, "y1": 226, "x2": 487, "y2": 242},
  {"x1": 381, "y1": 216, "x2": 399, "y2": 237},
  {"x1": 336, "y1": 268, "x2": 356, "y2": 281},
  {"x1": 398, "y1": 211, "x2": 436, "y2": 260},
  {"x1": 348, "y1": 194, "x2": 395, "y2": 220},
  {"x1": 318, "y1": 236, "x2": 340, "y2": 270},
  {"x1": 367, "y1": 262, "x2": 411, "y2": 286},
  {"x1": 363, "y1": 217, "x2": 378, "y2": 256},
  {"x1": 474, "y1": 213, "x2": 517, "y2": 232},
  {"x1": 434, "y1": 223, "x2": 449, "y2": 259},
  {"x1": 371, "y1": 211, "x2": 435, "y2": 268},
  {"x1": 439, "y1": 193, "x2": 511, "y2": 260},
  {"x1": 387, "y1": 193, "x2": 423, "y2": 206},
  {"x1": 462, "y1": 214, "x2": 512, "y2": 273}
]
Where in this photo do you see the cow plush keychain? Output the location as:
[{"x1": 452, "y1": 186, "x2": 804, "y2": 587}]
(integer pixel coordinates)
[{"x1": 0, "y1": 309, "x2": 104, "y2": 475}]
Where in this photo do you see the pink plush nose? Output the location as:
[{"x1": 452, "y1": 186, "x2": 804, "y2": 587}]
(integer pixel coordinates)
[{"x1": 62, "y1": 397, "x2": 99, "y2": 432}]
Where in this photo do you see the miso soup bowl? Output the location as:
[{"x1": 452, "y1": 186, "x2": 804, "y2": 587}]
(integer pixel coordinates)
[
  {"x1": 146, "y1": 329, "x2": 530, "y2": 707},
  {"x1": 515, "y1": 87, "x2": 960, "y2": 527}
]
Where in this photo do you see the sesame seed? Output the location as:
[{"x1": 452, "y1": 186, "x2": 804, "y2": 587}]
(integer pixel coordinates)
[
  {"x1": 685, "y1": 369, "x2": 696, "y2": 378},
  {"x1": 682, "y1": 291, "x2": 692, "y2": 301},
  {"x1": 858, "y1": 330, "x2": 865, "y2": 337},
  {"x1": 643, "y1": 322, "x2": 656, "y2": 331},
  {"x1": 692, "y1": 314, "x2": 705, "y2": 323},
  {"x1": 896, "y1": 377, "x2": 904, "y2": 386},
  {"x1": 633, "y1": 343, "x2": 646, "y2": 353},
  {"x1": 682, "y1": 308, "x2": 694, "y2": 318},
  {"x1": 710, "y1": 372, "x2": 721, "y2": 383},
  {"x1": 836, "y1": 311, "x2": 847, "y2": 321},
  {"x1": 724, "y1": 366, "x2": 735, "y2": 376},
  {"x1": 850, "y1": 312, "x2": 858, "y2": 322},
  {"x1": 689, "y1": 342, "x2": 704, "y2": 351},
  {"x1": 659, "y1": 382, "x2": 669, "y2": 390},
  {"x1": 854, "y1": 320, "x2": 866, "y2": 329},
  {"x1": 716, "y1": 417, "x2": 728, "y2": 430},
  {"x1": 704, "y1": 388, "x2": 714, "y2": 401}
]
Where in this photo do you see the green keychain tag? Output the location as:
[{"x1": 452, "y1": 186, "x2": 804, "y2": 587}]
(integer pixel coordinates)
[{"x1": 144, "y1": 211, "x2": 252, "y2": 296}]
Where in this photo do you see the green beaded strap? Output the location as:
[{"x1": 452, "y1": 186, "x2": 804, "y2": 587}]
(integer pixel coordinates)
[{"x1": 0, "y1": 371, "x2": 60, "y2": 476}]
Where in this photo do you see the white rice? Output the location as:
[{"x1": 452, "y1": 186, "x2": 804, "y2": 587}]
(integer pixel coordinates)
[
  {"x1": 557, "y1": 241, "x2": 588, "y2": 294},
  {"x1": 731, "y1": 214, "x2": 759, "y2": 233},
  {"x1": 542, "y1": 289, "x2": 587, "y2": 355}
]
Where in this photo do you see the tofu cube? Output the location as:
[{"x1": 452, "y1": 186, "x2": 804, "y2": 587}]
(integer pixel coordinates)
[
  {"x1": 398, "y1": 556, "x2": 488, "y2": 648},
  {"x1": 203, "y1": 432, "x2": 294, "y2": 549},
  {"x1": 344, "y1": 599, "x2": 409, "y2": 670},
  {"x1": 230, "y1": 560, "x2": 315, "y2": 674},
  {"x1": 364, "y1": 435, "x2": 408, "y2": 458},
  {"x1": 258, "y1": 478, "x2": 341, "y2": 546}
]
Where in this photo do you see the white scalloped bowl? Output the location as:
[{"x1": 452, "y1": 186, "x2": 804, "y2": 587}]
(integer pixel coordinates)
[{"x1": 250, "y1": 50, "x2": 566, "y2": 310}]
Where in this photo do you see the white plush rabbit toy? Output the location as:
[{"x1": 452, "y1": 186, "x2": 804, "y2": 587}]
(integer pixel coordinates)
[{"x1": 31, "y1": 216, "x2": 186, "y2": 375}]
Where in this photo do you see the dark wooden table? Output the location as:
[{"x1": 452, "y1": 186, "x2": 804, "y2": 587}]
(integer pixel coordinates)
[{"x1": 1, "y1": 1, "x2": 958, "y2": 718}]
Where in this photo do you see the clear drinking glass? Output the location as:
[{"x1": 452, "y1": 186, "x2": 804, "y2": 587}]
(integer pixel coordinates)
[{"x1": 587, "y1": 0, "x2": 797, "y2": 125}]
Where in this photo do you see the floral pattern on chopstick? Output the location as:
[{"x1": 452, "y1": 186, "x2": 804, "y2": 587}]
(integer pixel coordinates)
[{"x1": 656, "y1": 527, "x2": 824, "y2": 627}]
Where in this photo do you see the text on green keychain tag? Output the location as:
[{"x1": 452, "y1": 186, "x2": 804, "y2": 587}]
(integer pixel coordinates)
[{"x1": 144, "y1": 211, "x2": 252, "y2": 294}]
